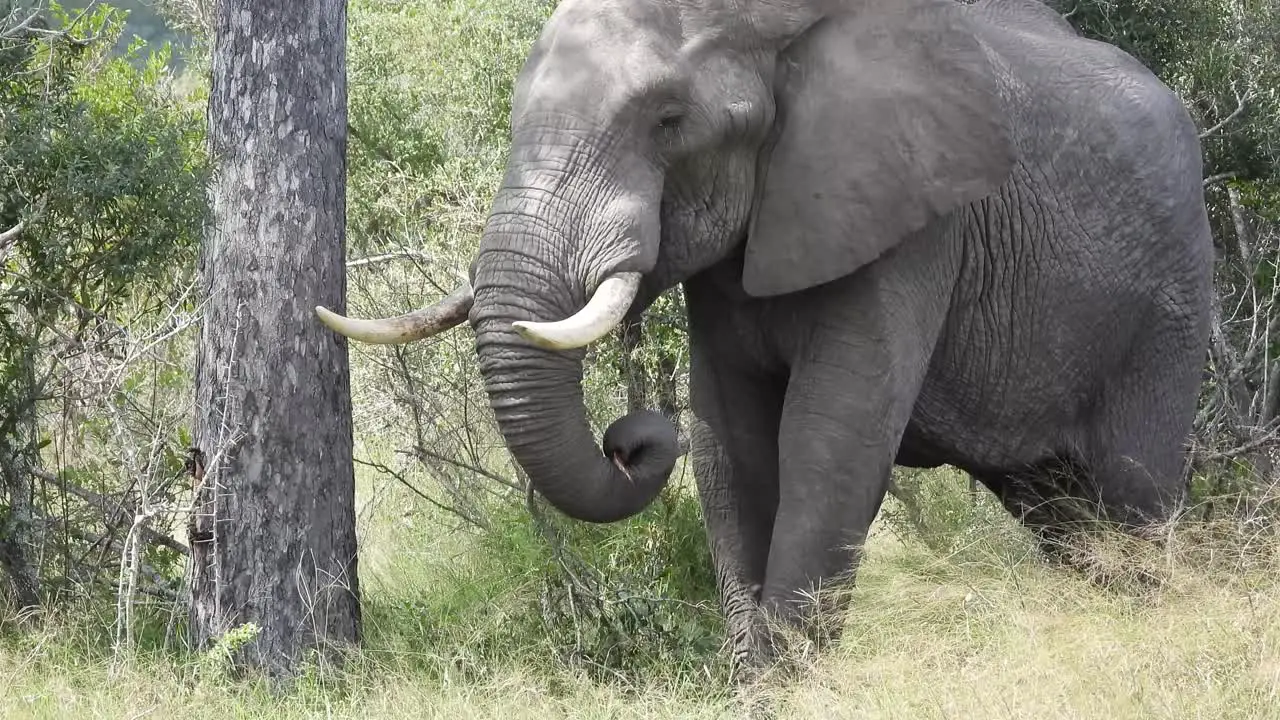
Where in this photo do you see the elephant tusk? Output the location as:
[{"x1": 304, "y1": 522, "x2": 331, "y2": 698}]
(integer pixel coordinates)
[
  {"x1": 511, "y1": 272, "x2": 641, "y2": 351},
  {"x1": 315, "y1": 278, "x2": 474, "y2": 344}
]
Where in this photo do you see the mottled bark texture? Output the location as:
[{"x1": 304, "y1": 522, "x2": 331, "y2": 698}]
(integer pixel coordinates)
[
  {"x1": 189, "y1": 0, "x2": 360, "y2": 676},
  {"x1": 0, "y1": 343, "x2": 40, "y2": 612},
  {"x1": 618, "y1": 318, "x2": 681, "y2": 423}
]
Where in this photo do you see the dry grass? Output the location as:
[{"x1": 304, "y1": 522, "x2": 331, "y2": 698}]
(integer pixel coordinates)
[
  {"x1": 768, "y1": 532, "x2": 1280, "y2": 719},
  {"x1": 3, "y1": 468, "x2": 1278, "y2": 720}
]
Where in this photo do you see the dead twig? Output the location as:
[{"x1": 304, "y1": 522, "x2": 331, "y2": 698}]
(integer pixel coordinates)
[
  {"x1": 29, "y1": 467, "x2": 188, "y2": 556},
  {"x1": 1204, "y1": 171, "x2": 1240, "y2": 188},
  {"x1": 1199, "y1": 86, "x2": 1254, "y2": 140},
  {"x1": 345, "y1": 249, "x2": 434, "y2": 270},
  {"x1": 0, "y1": 9, "x2": 41, "y2": 39},
  {"x1": 353, "y1": 457, "x2": 488, "y2": 530}
]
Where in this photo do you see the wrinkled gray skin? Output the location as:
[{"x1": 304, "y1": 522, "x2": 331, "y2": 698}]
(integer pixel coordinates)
[{"x1": 344, "y1": 0, "x2": 1215, "y2": 670}]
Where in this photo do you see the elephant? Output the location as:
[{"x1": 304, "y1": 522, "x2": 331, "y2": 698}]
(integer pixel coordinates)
[{"x1": 317, "y1": 0, "x2": 1214, "y2": 670}]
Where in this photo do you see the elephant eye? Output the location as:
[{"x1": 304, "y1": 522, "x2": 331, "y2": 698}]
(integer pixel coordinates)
[{"x1": 657, "y1": 113, "x2": 683, "y2": 132}]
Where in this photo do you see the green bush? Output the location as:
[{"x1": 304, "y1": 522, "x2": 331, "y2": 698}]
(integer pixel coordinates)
[
  {"x1": 0, "y1": 2, "x2": 208, "y2": 608},
  {"x1": 0, "y1": 6, "x2": 207, "y2": 316},
  {"x1": 357, "y1": 478, "x2": 726, "y2": 686},
  {"x1": 346, "y1": 0, "x2": 552, "y2": 258}
]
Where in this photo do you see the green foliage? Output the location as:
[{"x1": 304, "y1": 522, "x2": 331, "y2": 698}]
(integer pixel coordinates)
[
  {"x1": 1059, "y1": 0, "x2": 1280, "y2": 186},
  {"x1": 513, "y1": 489, "x2": 723, "y2": 678},
  {"x1": 197, "y1": 622, "x2": 263, "y2": 680},
  {"x1": 0, "y1": 6, "x2": 206, "y2": 304},
  {"x1": 0, "y1": 2, "x2": 208, "y2": 361},
  {"x1": 359, "y1": 482, "x2": 726, "y2": 686},
  {"x1": 879, "y1": 470, "x2": 1033, "y2": 564},
  {"x1": 55, "y1": 0, "x2": 193, "y2": 61},
  {"x1": 346, "y1": 0, "x2": 552, "y2": 256},
  {"x1": 0, "y1": 2, "x2": 208, "y2": 605}
]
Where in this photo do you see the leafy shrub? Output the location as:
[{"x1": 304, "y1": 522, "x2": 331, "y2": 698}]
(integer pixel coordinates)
[
  {"x1": 346, "y1": 0, "x2": 553, "y2": 258},
  {"x1": 359, "y1": 477, "x2": 726, "y2": 686},
  {"x1": 0, "y1": 1, "x2": 208, "y2": 609}
]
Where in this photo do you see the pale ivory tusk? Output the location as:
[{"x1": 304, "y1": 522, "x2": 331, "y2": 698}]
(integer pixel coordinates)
[
  {"x1": 315, "y1": 278, "x2": 474, "y2": 344},
  {"x1": 511, "y1": 272, "x2": 642, "y2": 351}
]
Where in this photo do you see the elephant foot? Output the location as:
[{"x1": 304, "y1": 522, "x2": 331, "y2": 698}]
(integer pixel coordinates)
[
  {"x1": 725, "y1": 584, "x2": 782, "y2": 684},
  {"x1": 726, "y1": 610, "x2": 816, "y2": 720},
  {"x1": 729, "y1": 587, "x2": 852, "y2": 687},
  {"x1": 732, "y1": 681, "x2": 780, "y2": 720},
  {"x1": 728, "y1": 605, "x2": 804, "y2": 685},
  {"x1": 729, "y1": 626, "x2": 783, "y2": 720}
]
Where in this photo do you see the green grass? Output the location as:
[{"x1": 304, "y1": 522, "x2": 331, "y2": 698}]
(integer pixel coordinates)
[{"x1": 4, "y1": 466, "x2": 1278, "y2": 719}]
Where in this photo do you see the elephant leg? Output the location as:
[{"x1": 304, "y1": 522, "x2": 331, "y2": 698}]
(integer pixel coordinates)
[
  {"x1": 760, "y1": 332, "x2": 937, "y2": 651},
  {"x1": 688, "y1": 417, "x2": 772, "y2": 676},
  {"x1": 687, "y1": 345, "x2": 786, "y2": 673},
  {"x1": 979, "y1": 445, "x2": 1179, "y2": 585},
  {"x1": 1087, "y1": 448, "x2": 1184, "y2": 536},
  {"x1": 1087, "y1": 384, "x2": 1193, "y2": 535},
  {"x1": 753, "y1": 227, "x2": 956, "y2": 651},
  {"x1": 973, "y1": 464, "x2": 1094, "y2": 559},
  {"x1": 1020, "y1": 335, "x2": 1201, "y2": 563}
]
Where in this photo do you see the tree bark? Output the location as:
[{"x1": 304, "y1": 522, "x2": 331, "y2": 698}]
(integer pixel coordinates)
[
  {"x1": 189, "y1": 0, "x2": 360, "y2": 677},
  {"x1": 619, "y1": 319, "x2": 649, "y2": 414},
  {"x1": 0, "y1": 341, "x2": 41, "y2": 612},
  {"x1": 617, "y1": 317, "x2": 684, "y2": 447}
]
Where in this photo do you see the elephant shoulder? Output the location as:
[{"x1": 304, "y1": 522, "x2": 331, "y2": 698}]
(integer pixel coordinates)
[
  {"x1": 967, "y1": 5, "x2": 1198, "y2": 159},
  {"x1": 966, "y1": 0, "x2": 1081, "y2": 40}
]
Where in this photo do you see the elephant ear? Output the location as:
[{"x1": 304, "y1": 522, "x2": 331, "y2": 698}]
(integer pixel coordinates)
[{"x1": 743, "y1": 0, "x2": 1016, "y2": 297}]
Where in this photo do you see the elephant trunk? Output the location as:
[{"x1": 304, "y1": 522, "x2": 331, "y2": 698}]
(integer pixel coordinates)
[
  {"x1": 471, "y1": 182, "x2": 679, "y2": 523},
  {"x1": 476, "y1": 325, "x2": 678, "y2": 523}
]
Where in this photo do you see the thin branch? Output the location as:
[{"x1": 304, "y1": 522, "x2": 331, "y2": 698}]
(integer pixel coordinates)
[
  {"x1": 406, "y1": 444, "x2": 522, "y2": 492},
  {"x1": 29, "y1": 467, "x2": 189, "y2": 556},
  {"x1": 1, "y1": 1, "x2": 104, "y2": 46},
  {"x1": 0, "y1": 220, "x2": 23, "y2": 246},
  {"x1": 1204, "y1": 171, "x2": 1240, "y2": 189},
  {"x1": 0, "y1": 222, "x2": 20, "y2": 265},
  {"x1": 1199, "y1": 87, "x2": 1254, "y2": 140},
  {"x1": 1200, "y1": 423, "x2": 1280, "y2": 461},
  {"x1": 77, "y1": 527, "x2": 178, "y2": 601},
  {"x1": 1264, "y1": 359, "x2": 1280, "y2": 426},
  {"x1": 353, "y1": 457, "x2": 487, "y2": 530},
  {"x1": 0, "y1": 9, "x2": 41, "y2": 39},
  {"x1": 1239, "y1": 312, "x2": 1280, "y2": 380},
  {"x1": 26, "y1": 506, "x2": 179, "y2": 600},
  {"x1": 346, "y1": 250, "x2": 433, "y2": 270}
]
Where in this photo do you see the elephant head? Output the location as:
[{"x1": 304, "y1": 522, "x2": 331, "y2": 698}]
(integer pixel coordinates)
[{"x1": 317, "y1": 0, "x2": 1014, "y2": 523}]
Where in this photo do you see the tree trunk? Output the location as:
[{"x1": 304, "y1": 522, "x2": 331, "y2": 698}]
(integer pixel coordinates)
[
  {"x1": 619, "y1": 318, "x2": 649, "y2": 414},
  {"x1": 189, "y1": 0, "x2": 360, "y2": 677},
  {"x1": 617, "y1": 315, "x2": 683, "y2": 447},
  {"x1": 0, "y1": 341, "x2": 41, "y2": 612}
]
